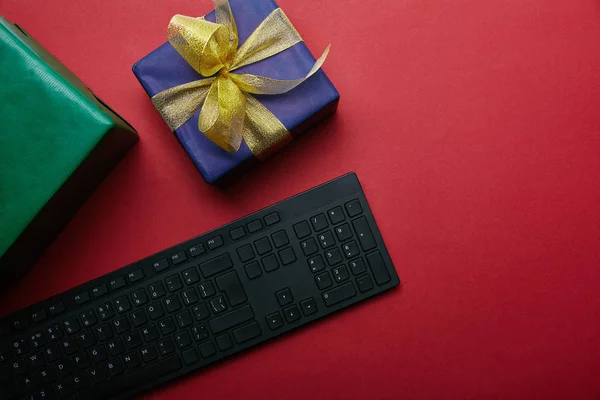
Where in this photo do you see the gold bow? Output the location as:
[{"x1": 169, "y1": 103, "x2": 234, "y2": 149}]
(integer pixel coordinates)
[{"x1": 152, "y1": 0, "x2": 329, "y2": 157}]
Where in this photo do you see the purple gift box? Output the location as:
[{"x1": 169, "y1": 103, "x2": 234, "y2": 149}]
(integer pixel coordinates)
[{"x1": 132, "y1": 0, "x2": 339, "y2": 184}]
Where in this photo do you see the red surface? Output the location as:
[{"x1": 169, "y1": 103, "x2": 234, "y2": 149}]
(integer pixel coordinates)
[{"x1": 2, "y1": 0, "x2": 600, "y2": 398}]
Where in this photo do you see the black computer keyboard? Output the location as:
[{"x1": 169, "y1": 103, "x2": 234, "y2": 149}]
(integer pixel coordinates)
[{"x1": 0, "y1": 172, "x2": 399, "y2": 400}]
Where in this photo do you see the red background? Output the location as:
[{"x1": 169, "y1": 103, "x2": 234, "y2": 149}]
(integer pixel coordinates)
[{"x1": 2, "y1": 0, "x2": 600, "y2": 398}]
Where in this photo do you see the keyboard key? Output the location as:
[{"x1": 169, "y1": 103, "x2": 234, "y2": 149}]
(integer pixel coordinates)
[
  {"x1": 182, "y1": 348, "x2": 199, "y2": 365},
  {"x1": 109, "y1": 277, "x2": 127, "y2": 291},
  {"x1": 164, "y1": 295, "x2": 182, "y2": 313},
  {"x1": 48, "y1": 302, "x2": 65, "y2": 316},
  {"x1": 230, "y1": 226, "x2": 246, "y2": 240},
  {"x1": 283, "y1": 306, "x2": 301, "y2": 323},
  {"x1": 300, "y1": 298, "x2": 318, "y2": 316},
  {"x1": 193, "y1": 303, "x2": 210, "y2": 321},
  {"x1": 92, "y1": 284, "x2": 108, "y2": 298},
  {"x1": 72, "y1": 373, "x2": 89, "y2": 390},
  {"x1": 176, "y1": 310, "x2": 193, "y2": 328},
  {"x1": 310, "y1": 213, "x2": 328, "y2": 231},
  {"x1": 166, "y1": 275, "x2": 183, "y2": 292},
  {"x1": 254, "y1": 237, "x2": 272, "y2": 255},
  {"x1": 56, "y1": 358, "x2": 75, "y2": 376},
  {"x1": 80, "y1": 310, "x2": 97, "y2": 328},
  {"x1": 73, "y1": 352, "x2": 92, "y2": 369},
  {"x1": 318, "y1": 231, "x2": 336, "y2": 249},
  {"x1": 127, "y1": 269, "x2": 144, "y2": 283},
  {"x1": 46, "y1": 323, "x2": 63, "y2": 341},
  {"x1": 107, "y1": 359, "x2": 125, "y2": 377},
  {"x1": 192, "y1": 324, "x2": 209, "y2": 342},
  {"x1": 332, "y1": 265, "x2": 350, "y2": 282},
  {"x1": 11, "y1": 337, "x2": 30, "y2": 356},
  {"x1": 209, "y1": 304, "x2": 254, "y2": 334},
  {"x1": 264, "y1": 212, "x2": 280, "y2": 226},
  {"x1": 89, "y1": 364, "x2": 108, "y2": 384},
  {"x1": 63, "y1": 317, "x2": 81, "y2": 335},
  {"x1": 27, "y1": 351, "x2": 45, "y2": 368},
  {"x1": 45, "y1": 344, "x2": 61, "y2": 362},
  {"x1": 351, "y1": 217, "x2": 377, "y2": 251},
  {"x1": 200, "y1": 254, "x2": 233, "y2": 277},
  {"x1": 74, "y1": 292, "x2": 90, "y2": 305},
  {"x1": 158, "y1": 338, "x2": 175, "y2": 355},
  {"x1": 325, "y1": 248, "x2": 343, "y2": 266},
  {"x1": 300, "y1": 238, "x2": 318, "y2": 256},
  {"x1": 170, "y1": 251, "x2": 187, "y2": 265},
  {"x1": 78, "y1": 332, "x2": 96, "y2": 348},
  {"x1": 175, "y1": 331, "x2": 192, "y2": 348},
  {"x1": 146, "y1": 303, "x2": 165, "y2": 320},
  {"x1": 209, "y1": 296, "x2": 227, "y2": 314},
  {"x1": 131, "y1": 289, "x2": 149, "y2": 306},
  {"x1": 349, "y1": 258, "x2": 367, "y2": 275},
  {"x1": 262, "y1": 254, "x2": 280, "y2": 272},
  {"x1": 279, "y1": 247, "x2": 296, "y2": 265},
  {"x1": 244, "y1": 261, "x2": 262, "y2": 279},
  {"x1": 130, "y1": 309, "x2": 147, "y2": 327},
  {"x1": 189, "y1": 243, "x2": 205, "y2": 257},
  {"x1": 140, "y1": 345, "x2": 158, "y2": 362},
  {"x1": 198, "y1": 281, "x2": 216, "y2": 298},
  {"x1": 293, "y1": 221, "x2": 311, "y2": 239},
  {"x1": 55, "y1": 381, "x2": 74, "y2": 397},
  {"x1": 345, "y1": 199, "x2": 363, "y2": 217},
  {"x1": 198, "y1": 341, "x2": 216, "y2": 358},
  {"x1": 276, "y1": 288, "x2": 294, "y2": 306},
  {"x1": 216, "y1": 271, "x2": 247, "y2": 306},
  {"x1": 148, "y1": 282, "x2": 166, "y2": 299},
  {"x1": 97, "y1": 303, "x2": 115, "y2": 321},
  {"x1": 342, "y1": 241, "x2": 360, "y2": 259},
  {"x1": 113, "y1": 316, "x2": 130, "y2": 334},
  {"x1": 10, "y1": 359, "x2": 26, "y2": 375},
  {"x1": 159, "y1": 318, "x2": 176, "y2": 335},
  {"x1": 315, "y1": 272, "x2": 333, "y2": 290},
  {"x1": 366, "y1": 251, "x2": 392, "y2": 285},
  {"x1": 308, "y1": 255, "x2": 326, "y2": 273},
  {"x1": 90, "y1": 345, "x2": 108, "y2": 363},
  {"x1": 327, "y1": 206, "x2": 345, "y2": 224},
  {"x1": 124, "y1": 332, "x2": 143, "y2": 349},
  {"x1": 107, "y1": 339, "x2": 126, "y2": 356},
  {"x1": 95, "y1": 324, "x2": 113, "y2": 341},
  {"x1": 30, "y1": 331, "x2": 46, "y2": 348},
  {"x1": 247, "y1": 219, "x2": 263, "y2": 233},
  {"x1": 271, "y1": 230, "x2": 289, "y2": 248},
  {"x1": 266, "y1": 312, "x2": 284, "y2": 330},
  {"x1": 357, "y1": 275, "x2": 374, "y2": 292},
  {"x1": 182, "y1": 288, "x2": 199, "y2": 306},
  {"x1": 123, "y1": 353, "x2": 141, "y2": 370},
  {"x1": 152, "y1": 258, "x2": 169, "y2": 272},
  {"x1": 182, "y1": 267, "x2": 200, "y2": 285},
  {"x1": 237, "y1": 244, "x2": 255, "y2": 262},
  {"x1": 207, "y1": 236, "x2": 223, "y2": 250},
  {"x1": 322, "y1": 282, "x2": 357, "y2": 307},
  {"x1": 114, "y1": 297, "x2": 131, "y2": 313},
  {"x1": 141, "y1": 325, "x2": 159, "y2": 342},
  {"x1": 335, "y1": 223, "x2": 353, "y2": 242},
  {"x1": 232, "y1": 322, "x2": 262, "y2": 344},
  {"x1": 30, "y1": 309, "x2": 47, "y2": 323},
  {"x1": 216, "y1": 334, "x2": 233, "y2": 351}
]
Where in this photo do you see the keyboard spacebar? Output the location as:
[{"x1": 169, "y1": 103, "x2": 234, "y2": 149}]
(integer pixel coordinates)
[{"x1": 83, "y1": 355, "x2": 182, "y2": 400}]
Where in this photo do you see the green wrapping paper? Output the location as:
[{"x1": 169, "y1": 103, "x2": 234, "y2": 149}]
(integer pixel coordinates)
[{"x1": 0, "y1": 17, "x2": 138, "y2": 289}]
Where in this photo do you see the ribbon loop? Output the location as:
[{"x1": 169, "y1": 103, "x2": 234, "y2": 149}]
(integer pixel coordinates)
[{"x1": 153, "y1": 0, "x2": 330, "y2": 154}]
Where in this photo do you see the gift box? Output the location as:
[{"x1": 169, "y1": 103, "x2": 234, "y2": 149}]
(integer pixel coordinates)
[
  {"x1": 0, "y1": 18, "x2": 138, "y2": 289},
  {"x1": 132, "y1": 0, "x2": 339, "y2": 184}
]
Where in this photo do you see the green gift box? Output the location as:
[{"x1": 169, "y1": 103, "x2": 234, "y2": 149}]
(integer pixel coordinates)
[{"x1": 0, "y1": 18, "x2": 138, "y2": 289}]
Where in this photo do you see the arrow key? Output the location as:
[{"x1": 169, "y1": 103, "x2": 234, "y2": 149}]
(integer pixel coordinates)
[
  {"x1": 265, "y1": 312, "x2": 283, "y2": 330},
  {"x1": 275, "y1": 288, "x2": 294, "y2": 306}
]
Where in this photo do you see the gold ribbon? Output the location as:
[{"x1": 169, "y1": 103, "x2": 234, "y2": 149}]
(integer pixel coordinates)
[{"x1": 152, "y1": 0, "x2": 329, "y2": 158}]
